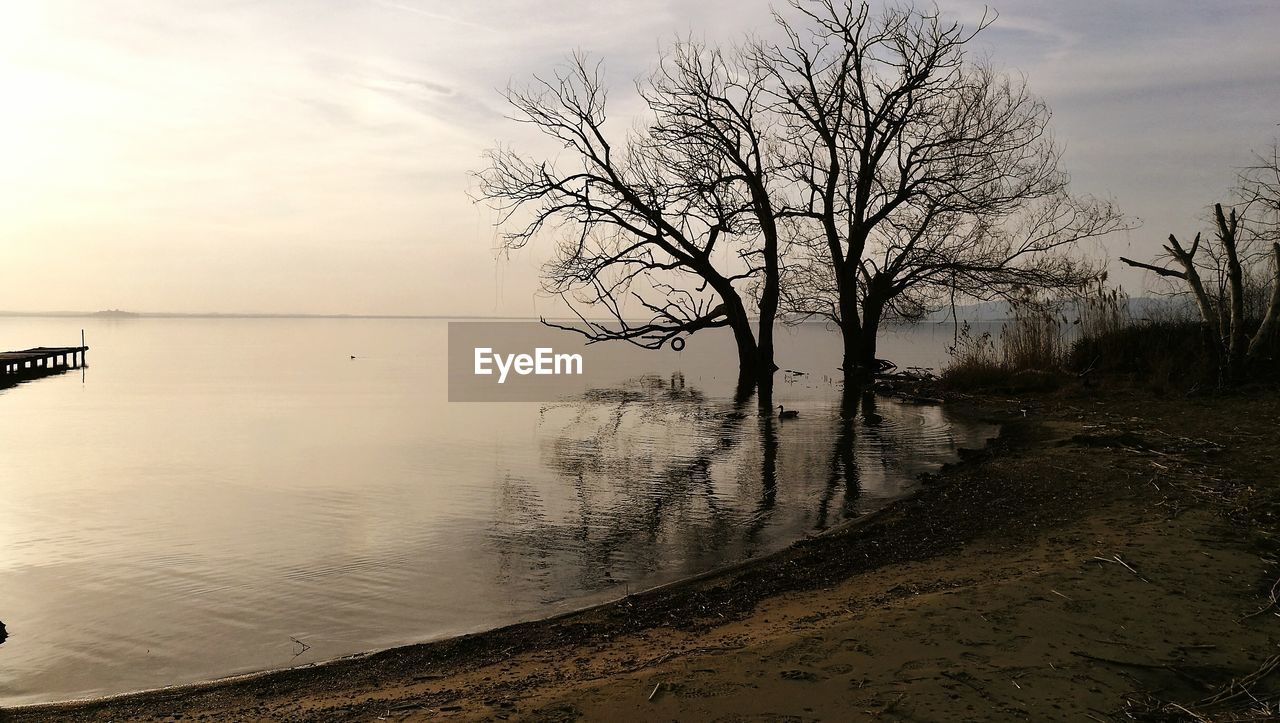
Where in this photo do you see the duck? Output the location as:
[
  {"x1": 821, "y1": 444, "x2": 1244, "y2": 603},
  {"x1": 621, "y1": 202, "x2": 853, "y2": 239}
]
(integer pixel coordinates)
[{"x1": 777, "y1": 405, "x2": 799, "y2": 419}]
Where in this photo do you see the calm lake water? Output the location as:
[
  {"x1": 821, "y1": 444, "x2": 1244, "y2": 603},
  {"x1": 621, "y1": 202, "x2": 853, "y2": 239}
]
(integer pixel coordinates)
[{"x1": 0, "y1": 318, "x2": 997, "y2": 705}]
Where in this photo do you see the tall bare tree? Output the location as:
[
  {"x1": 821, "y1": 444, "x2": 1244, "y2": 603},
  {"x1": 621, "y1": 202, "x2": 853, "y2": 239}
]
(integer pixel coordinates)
[
  {"x1": 477, "y1": 49, "x2": 785, "y2": 396},
  {"x1": 761, "y1": 1, "x2": 1125, "y2": 375},
  {"x1": 479, "y1": 1, "x2": 1124, "y2": 390}
]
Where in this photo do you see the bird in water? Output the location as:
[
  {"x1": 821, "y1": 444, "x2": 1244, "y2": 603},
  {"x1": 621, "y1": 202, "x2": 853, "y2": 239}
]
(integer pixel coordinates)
[{"x1": 777, "y1": 405, "x2": 799, "y2": 419}]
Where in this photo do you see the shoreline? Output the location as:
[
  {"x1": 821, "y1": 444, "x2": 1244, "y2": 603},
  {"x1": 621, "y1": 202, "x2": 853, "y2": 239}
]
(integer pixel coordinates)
[
  {"x1": 2, "y1": 397, "x2": 1016, "y2": 717},
  {"x1": 3, "y1": 488, "x2": 941, "y2": 713},
  {"x1": 5, "y1": 385, "x2": 1279, "y2": 720},
  {"x1": 2, "y1": 492, "x2": 924, "y2": 708}
]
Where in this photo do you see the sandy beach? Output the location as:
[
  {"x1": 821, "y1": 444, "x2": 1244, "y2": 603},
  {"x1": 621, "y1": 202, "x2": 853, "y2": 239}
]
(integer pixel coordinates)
[{"x1": 3, "y1": 383, "x2": 1277, "y2": 722}]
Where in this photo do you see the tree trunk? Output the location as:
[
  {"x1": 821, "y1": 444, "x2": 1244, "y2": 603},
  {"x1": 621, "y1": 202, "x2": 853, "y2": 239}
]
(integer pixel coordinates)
[
  {"x1": 755, "y1": 199, "x2": 780, "y2": 393},
  {"x1": 839, "y1": 326, "x2": 882, "y2": 377},
  {"x1": 839, "y1": 297, "x2": 882, "y2": 379},
  {"x1": 1216, "y1": 204, "x2": 1247, "y2": 381},
  {"x1": 836, "y1": 268, "x2": 866, "y2": 376},
  {"x1": 1247, "y1": 242, "x2": 1280, "y2": 363},
  {"x1": 730, "y1": 319, "x2": 759, "y2": 393},
  {"x1": 722, "y1": 302, "x2": 760, "y2": 394},
  {"x1": 839, "y1": 321, "x2": 864, "y2": 375},
  {"x1": 860, "y1": 301, "x2": 883, "y2": 370},
  {"x1": 755, "y1": 366, "x2": 774, "y2": 413},
  {"x1": 1162, "y1": 233, "x2": 1229, "y2": 384},
  {"x1": 755, "y1": 287, "x2": 777, "y2": 411},
  {"x1": 704, "y1": 274, "x2": 761, "y2": 395}
]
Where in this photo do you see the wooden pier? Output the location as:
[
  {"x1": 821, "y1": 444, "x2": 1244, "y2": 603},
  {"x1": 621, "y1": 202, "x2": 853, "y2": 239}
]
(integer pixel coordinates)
[{"x1": 0, "y1": 346, "x2": 89, "y2": 386}]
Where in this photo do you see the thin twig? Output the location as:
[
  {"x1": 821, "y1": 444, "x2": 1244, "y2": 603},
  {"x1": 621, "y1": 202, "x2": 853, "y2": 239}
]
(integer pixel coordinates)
[{"x1": 1238, "y1": 576, "x2": 1280, "y2": 622}]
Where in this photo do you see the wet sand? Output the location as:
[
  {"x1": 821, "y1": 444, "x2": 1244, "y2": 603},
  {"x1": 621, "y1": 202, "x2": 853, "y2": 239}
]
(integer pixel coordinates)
[{"x1": 5, "y1": 385, "x2": 1279, "y2": 722}]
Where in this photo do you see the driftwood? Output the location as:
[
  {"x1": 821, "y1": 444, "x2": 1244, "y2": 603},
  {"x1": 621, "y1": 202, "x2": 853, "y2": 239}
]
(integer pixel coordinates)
[
  {"x1": 1123, "y1": 654, "x2": 1280, "y2": 720},
  {"x1": 1239, "y1": 575, "x2": 1280, "y2": 622},
  {"x1": 1088, "y1": 554, "x2": 1151, "y2": 583}
]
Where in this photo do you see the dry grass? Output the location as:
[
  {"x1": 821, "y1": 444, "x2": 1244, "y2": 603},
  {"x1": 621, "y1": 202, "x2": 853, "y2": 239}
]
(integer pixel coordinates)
[
  {"x1": 939, "y1": 280, "x2": 1280, "y2": 392},
  {"x1": 942, "y1": 290, "x2": 1073, "y2": 391}
]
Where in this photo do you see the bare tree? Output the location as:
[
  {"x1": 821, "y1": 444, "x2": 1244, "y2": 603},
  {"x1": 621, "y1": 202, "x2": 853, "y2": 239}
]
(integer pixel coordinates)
[
  {"x1": 760, "y1": 1, "x2": 1125, "y2": 375},
  {"x1": 477, "y1": 49, "x2": 785, "y2": 396},
  {"x1": 1239, "y1": 142, "x2": 1280, "y2": 359},
  {"x1": 1121, "y1": 144, "x2": 1280, "y2": 383},
  {"x1": 478, "y1": 1, "x2": 1124, "y2": 389}
]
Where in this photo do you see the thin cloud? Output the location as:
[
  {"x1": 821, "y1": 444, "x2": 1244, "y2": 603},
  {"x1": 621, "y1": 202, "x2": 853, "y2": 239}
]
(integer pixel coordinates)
[{"x1": 366, "y1": 0, "x2": 492, "y2": 31}]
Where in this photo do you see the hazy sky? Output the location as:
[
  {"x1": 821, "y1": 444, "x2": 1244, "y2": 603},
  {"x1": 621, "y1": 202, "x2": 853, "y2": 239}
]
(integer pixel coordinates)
[{"x1": 1, "y1": 0, "x2": 1277, "y2": 315}]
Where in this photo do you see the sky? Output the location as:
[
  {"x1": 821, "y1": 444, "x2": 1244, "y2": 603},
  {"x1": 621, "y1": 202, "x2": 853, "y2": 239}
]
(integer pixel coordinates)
[{"x1": 1, "y1": 0, "x2": 1277, "y2": 316}]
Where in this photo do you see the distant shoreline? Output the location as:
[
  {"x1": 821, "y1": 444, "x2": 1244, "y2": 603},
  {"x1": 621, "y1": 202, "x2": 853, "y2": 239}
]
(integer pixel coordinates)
[
  {"x1": 0, "y1": 311, "x2": 1015, "y2": 324},
  {"x1": 0, "y1": 297, "x2": 1189, "y2": 324},
  {"x1": 0, "y1": 311, "x2": 537, "y2": 321}
]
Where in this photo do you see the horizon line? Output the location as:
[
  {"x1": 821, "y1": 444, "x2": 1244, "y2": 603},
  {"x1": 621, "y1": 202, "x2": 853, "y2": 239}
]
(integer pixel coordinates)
[{"x1": 0, "y1": 309, "x2": 975, "y2": 324}]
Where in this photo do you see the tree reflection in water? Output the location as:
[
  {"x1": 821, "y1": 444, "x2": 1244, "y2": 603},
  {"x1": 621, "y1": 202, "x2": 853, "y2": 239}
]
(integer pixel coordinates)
[{"x1": 486, "y1": 373, "x2": 996, "y2": 602}]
